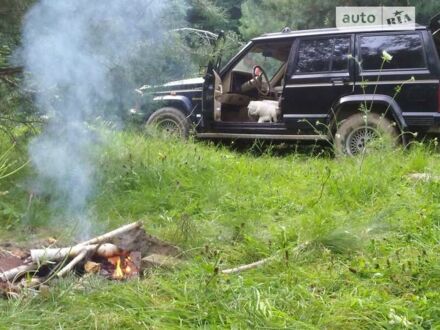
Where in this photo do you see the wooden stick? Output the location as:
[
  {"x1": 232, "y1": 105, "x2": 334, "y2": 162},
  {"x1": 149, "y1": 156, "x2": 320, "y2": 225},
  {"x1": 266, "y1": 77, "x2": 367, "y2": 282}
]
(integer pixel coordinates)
[
  {"x1": 221, "y1": 242, "x2": 310, "y2": 275},
  {"x1": 5, "y1": 223, "x2": 142, "y2": 281},
  {"x1": 221, "y1": 257, "x2": 274, "y2": 274},
  {"x1": 2, "y1": 223, "x2": 141, "y2": 282},
  {"x1": 56, "y1": 249, "x2": 88, "y2": 278},
  {"x1": 407, "y1": 173, "x2": 440, "y2": 182},
  {"x1": 30, "y1": 222, "x2": 141, "y2": 263},
  {"x1": 31, "y1": 245, "x2": 91, "y2": 263},
  {"x1": 30, "y1": 243, "x2": 120, "y2": 263},
  {"x1": 75, "y1": 221, "x2": 142, "y2": 247},
  {"x1": 0, "y1": 264, "x2": 37, "y2": 282}
]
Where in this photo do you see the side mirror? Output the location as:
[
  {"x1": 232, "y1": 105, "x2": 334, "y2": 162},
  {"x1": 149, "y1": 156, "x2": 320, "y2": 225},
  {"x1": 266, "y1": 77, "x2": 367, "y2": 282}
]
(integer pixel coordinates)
[
  {"x1": 199, "y1": 65, "x2": 208, "y2": 76},
  {"x1": 217, "y1": 30, "x2": 225, "y2": 42}
]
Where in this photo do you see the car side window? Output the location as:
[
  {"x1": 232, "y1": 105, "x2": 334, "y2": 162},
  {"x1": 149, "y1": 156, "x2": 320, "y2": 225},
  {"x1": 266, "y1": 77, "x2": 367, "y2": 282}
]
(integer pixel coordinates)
[
  {"x1": 295, "y1": 39, "x2": 333, "y2": 73},
  {"x1": 233, "y1": 42, "x2": 292, "y2": 79},
  {"x1": 359, "y1": 34, "x2": 426, "y2": 71},
  {"x1": 332, "y1": 38, "x2": 351, "y2": 71},
  {"x1": 295, "y1": 37, "x2": 351, "y2": 73}
]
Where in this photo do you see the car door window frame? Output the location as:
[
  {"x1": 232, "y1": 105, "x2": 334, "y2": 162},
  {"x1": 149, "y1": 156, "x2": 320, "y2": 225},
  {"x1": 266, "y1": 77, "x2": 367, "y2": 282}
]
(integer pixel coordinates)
[
  {"x1": 290, "y1": 35, "x2": 353, "y2": 78},
  {"x1": 356, "y1": 31, "x2": 428, "y2": 74}
]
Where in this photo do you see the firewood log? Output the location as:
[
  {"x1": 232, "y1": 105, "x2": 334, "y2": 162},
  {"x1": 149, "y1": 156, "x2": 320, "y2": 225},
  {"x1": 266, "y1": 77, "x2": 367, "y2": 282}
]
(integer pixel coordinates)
[
  {"x1": 56, "y1": 249, "x2": 88, "y2": 277},
  {"x1": 30, "y1": 243, "x2": 120, "y2": 264},
  {"x1": 0, "y1": 263, "x2": 37, "y2": 282},
  {"x1": 76, "y1": 222, "x2": 142, "y2": 247}
]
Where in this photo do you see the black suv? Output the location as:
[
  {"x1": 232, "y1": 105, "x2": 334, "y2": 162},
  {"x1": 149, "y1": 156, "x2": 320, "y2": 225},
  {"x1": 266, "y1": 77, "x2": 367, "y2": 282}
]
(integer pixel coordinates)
[{"x1": 132, "y1": 14, "x2": 440, "y2": 155}]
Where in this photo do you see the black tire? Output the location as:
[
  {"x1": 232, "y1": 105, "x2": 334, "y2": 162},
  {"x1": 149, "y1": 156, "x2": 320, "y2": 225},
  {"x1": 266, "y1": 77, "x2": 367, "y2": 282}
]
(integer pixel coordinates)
[
  {"x1": 334, "y1": 112, "x2": 398, "y2": 156},
  {"x1": 146, "y1": 107, "x2": 190, "y2": 139}
]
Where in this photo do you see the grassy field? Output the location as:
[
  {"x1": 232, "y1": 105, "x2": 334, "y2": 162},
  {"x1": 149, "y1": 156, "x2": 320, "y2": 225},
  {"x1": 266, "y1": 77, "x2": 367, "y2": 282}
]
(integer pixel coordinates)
[{"x1": 0, "y1": 130, "x2": 440, "y2": 329}]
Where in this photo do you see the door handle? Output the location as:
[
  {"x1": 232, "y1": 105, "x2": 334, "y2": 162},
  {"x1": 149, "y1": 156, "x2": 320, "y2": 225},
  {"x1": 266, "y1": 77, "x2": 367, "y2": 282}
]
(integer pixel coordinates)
[{"x1": 330, "y1": 78, "x2": 349, "y2": 86}]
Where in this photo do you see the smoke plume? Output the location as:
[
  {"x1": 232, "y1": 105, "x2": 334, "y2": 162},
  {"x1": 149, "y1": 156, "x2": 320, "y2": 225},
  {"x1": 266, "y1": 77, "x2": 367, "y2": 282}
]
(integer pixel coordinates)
[{"x1": 22, "y1": 0, "x2": 185, "y2": 237}]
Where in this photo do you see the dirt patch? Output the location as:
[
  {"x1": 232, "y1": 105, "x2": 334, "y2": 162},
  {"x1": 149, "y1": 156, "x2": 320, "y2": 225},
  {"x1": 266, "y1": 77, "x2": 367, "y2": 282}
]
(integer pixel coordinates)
[{"x1": 0, "y1": 251, "x2": 25, "y2": 272}]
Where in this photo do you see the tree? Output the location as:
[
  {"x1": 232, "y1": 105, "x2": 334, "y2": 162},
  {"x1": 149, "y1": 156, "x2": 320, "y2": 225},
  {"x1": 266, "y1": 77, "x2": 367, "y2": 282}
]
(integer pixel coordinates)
[
  {"x1": 239, "y1": 0, "x2": 440, "y2": 39},
  {"x1": 186, "y1": 0, "x2": 229, "y2": 32},
  {"x1": 0, "y1": 0, "x2": 36, "y2": 59},
  {"x1": 0, "y1": 0, "x2": 38, "y2": 140},
  {"x1": 215, "y1": 0, "x2": 245, "y2": 32},
  {"x1": 186, "y1": 0, "x2": 245, "y2": 33}
]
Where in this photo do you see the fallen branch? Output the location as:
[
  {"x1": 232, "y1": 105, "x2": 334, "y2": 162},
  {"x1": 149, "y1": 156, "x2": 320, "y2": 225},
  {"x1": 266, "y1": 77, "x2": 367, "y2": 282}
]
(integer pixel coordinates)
[
  {"x1": 221, "y1": 242, "x2": 310, "y2": 275},
  {"x1": 406, "y1": 173, "x2": 440, "y2": 182},
  {"x1": 172, "y1": 28, "x2": 218, "y2": 40},
  {"x1": 30, "y1": 243, "x2": 120, "y2": 264},
  {"x1": 75, "y1": 221, "x2": 142, "y2": 247},
  {"x1": 0, "y1": 263, "x2": 37, "y2": 282},
  {"x1": 56, "y1": 249, "x2": 88, "y2": 278},
  {"x1": 221, "y1": 256, "x2": 275, "y2": 274}
]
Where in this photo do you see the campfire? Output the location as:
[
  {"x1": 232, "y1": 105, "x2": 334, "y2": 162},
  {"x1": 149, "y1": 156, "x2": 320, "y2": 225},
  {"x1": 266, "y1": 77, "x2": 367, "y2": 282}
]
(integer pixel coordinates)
[
  {"x1": 92, "y1": 250, "x2": 142, "y2": 280},
  {"x1": 0, "y1": 222, "x2": 180, "y2": 297}
]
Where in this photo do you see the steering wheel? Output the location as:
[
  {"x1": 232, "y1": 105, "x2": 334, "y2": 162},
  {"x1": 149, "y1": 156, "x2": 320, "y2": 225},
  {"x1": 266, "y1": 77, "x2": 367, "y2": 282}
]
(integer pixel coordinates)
[{"x1": 252, "y1": 65, "x2": 271, "y2": 96}]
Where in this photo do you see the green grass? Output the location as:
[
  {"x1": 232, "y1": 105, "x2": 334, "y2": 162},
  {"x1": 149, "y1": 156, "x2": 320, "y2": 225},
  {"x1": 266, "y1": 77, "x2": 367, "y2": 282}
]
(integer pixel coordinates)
[{"x1": 1, "y1": 130, "x2": 440, "y2": 329}]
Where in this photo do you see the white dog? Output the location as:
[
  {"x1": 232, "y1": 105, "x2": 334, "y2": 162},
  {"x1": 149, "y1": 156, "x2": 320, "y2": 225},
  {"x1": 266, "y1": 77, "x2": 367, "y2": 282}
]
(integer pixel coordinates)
[{"x1": 247, "y1": 100, "x2": 280, "y2": 123}]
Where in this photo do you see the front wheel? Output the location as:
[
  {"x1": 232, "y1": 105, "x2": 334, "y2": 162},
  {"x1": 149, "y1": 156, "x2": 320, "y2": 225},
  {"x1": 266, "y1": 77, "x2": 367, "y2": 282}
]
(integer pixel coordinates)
[
  {"x1": 334, "y1": 112, "x2": 399, "y2": 156},
  {"x1": 146, "y1": 107, "x2": 190, "y2": 139}
]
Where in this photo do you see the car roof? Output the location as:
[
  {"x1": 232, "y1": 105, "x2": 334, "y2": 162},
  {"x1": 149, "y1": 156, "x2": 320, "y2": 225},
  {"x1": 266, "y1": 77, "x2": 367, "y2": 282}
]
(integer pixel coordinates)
[{"x1": 252, "y1": 25, "x2": 427, "y2": 41}]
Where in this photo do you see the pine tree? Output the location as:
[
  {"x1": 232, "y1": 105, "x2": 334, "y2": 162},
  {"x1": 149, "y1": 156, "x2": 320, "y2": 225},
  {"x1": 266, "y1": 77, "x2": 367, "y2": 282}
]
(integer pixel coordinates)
[{"x1": 239, "y1": 0, "x2": 440, "y2": 39}]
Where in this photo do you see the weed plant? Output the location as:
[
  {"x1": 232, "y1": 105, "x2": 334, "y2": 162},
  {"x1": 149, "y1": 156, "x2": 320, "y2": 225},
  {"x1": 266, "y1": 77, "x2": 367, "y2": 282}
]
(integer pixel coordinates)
[{"x1": 0, "y1": 130, "x2": 439, "y2": 328}]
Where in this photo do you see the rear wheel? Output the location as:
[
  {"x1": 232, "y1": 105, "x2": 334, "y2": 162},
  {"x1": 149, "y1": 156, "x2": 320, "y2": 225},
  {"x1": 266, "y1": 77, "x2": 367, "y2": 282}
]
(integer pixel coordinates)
[
  {"x1": 146, "y1": 107, "x2": 190, "y2": 139},
  {"x1": 334, "y1": 112, "x2": 398, "y2": 156}
]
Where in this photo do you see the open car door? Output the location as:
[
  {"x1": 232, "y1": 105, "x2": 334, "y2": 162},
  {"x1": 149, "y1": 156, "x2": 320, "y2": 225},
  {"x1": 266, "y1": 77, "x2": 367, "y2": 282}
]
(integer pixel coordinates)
[
  {"x1": 201, "y1": 70, "x2": 223, "y2": 125},
  {"x1": 212, "y1": 70, "x2": 222, "y2": 122},
  {"x1": 430, "y1": 13, "x2": 440, "y2": 59},
  {"x1": 202, "y1": 32, "x2": 226, "y2": 126},
  {"x1": 430, "y1": 12, "x2": 440, "y2": 35}
]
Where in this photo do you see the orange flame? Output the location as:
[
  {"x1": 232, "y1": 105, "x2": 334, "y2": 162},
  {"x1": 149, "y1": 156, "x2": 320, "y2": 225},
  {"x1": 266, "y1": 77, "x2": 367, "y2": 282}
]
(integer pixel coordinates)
[
  {"x1": 107, "y1": 255, "x2": 137, "y2": 280},
  {"x1": 113, "y1": 258, "x2": 124, "y2": 280}
]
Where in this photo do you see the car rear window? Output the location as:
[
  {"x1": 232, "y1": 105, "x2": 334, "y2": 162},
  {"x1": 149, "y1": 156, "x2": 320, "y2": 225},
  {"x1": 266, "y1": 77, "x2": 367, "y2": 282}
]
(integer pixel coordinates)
[
  {"x1": 295, "y1": 37, "x2": 351, "y2": 73},
  {"x1": 359, "y1": 34, "x2": 426, "y2": 71}
]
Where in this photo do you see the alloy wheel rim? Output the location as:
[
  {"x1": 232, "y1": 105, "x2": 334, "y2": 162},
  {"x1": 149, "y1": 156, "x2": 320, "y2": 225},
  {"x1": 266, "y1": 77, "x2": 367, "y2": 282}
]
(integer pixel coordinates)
[
  {"x1": 156, "y1": 119, "x2": 181, "y2": 136},
  {"x1": 346, "y1": 126, "x2": 379, "y2": 155}
]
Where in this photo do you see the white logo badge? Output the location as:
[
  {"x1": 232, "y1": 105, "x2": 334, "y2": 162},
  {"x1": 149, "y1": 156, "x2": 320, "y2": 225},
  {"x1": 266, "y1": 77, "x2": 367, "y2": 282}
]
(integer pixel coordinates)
[{"x1": 336, "y1": 7, "x2": 415, "y2": 29}]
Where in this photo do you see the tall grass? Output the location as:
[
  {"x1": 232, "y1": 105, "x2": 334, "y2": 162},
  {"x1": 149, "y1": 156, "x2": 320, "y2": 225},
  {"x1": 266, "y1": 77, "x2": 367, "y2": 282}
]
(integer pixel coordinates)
[{"x1": 0, "y1": 130, "x2": 439, "y2": 328}]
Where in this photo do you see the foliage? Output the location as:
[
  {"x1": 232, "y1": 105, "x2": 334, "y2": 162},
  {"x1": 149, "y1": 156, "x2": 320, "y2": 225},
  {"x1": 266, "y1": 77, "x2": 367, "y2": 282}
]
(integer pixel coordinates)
[
  {"x1": 0, "y1": 74, "x2": 39, "y2": 140},
  {"x1": 186, "y1": 0, "x2": 229, "y2": 32},
  {"x1": 0, "y1": 144, "x2": 27, "y2": 181},
  {"x1": 0, "y1": 0, "x2": 36, "y2": 48},
  {"x1": 0, "y1": 0, "x2": 38, "y2": 140},
  {"x1": 0, "y1": 1, "x2": 440, "y2": 326},
  {"x1": 239, "y1": 0, "x2": 440, "y2": 39},
  {"x1": 0, "y1": 131, "x2": 440, "y2": 327},
  {"x1": 186, "y1": 0, "x2": 245, "y2": 32}
]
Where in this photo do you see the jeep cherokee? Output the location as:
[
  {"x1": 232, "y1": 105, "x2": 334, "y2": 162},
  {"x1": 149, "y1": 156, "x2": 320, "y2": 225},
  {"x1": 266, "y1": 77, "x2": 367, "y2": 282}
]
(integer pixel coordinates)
[{"x1": 132, "y1": 14, "x2": 440, "y2": 155}]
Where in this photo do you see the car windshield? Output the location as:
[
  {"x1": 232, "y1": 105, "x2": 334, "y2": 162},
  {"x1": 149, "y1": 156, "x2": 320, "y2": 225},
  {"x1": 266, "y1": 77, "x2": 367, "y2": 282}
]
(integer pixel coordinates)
[{"x1": 233, "y1": 42, "x2": 291, "y2": 79}]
